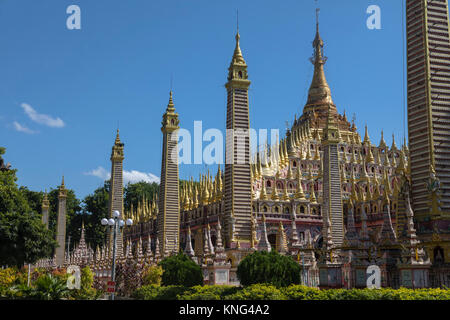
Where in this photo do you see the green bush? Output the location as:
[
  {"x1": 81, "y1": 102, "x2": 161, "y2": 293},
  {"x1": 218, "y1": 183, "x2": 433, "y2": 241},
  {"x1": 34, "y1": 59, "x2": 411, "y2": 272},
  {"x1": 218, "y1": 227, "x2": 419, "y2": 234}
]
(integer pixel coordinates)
[
  {"x1": 132, "y1": 284, "x2": 187, "y2": 300},
  {"x1": 282, "y1": 285, "x2": 323, "y2": 300},
  {"x1": 0, "y1": 268, "x2": 19, "y2": 296},
  {"x1": 224, "y1": 284, "x2": 287, "y2": 300},
  {"x1": 159, "y1": 253, "x2": 203, "y2": 287},
  {"x1": 281, "y1": 285, "x2": 450, "y2": 300},
  {"x1": 131, "y1": 283, "x2": 450, "y2": 300},
  {"x1": 237, "y1": 251, "x2": 301, "y2": 287},
  {"x1": 142, "y1": 265, "x2": 163, "y2": 286},
  {"x1": 30, "y1": 274, "x2": 70, "y2": 300},
  {"x1": 177, "y1": 285, "x2": 239, "y2": 300}
]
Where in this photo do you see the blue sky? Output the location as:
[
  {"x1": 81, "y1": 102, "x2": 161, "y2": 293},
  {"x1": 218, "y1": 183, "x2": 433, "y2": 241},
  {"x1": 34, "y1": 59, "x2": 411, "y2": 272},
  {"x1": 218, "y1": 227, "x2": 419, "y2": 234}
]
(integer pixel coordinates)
[{"x1": 0, "y1": 0, "x2": 422, "y2": 199}]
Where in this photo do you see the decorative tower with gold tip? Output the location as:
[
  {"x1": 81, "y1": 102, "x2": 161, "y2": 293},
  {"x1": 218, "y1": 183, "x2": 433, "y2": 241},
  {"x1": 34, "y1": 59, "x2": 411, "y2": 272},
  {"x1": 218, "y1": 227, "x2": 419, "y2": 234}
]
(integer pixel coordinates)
[
  {"x1": 224, "y1": 27, "x2": 252, "y2": 248},
  {"x1": 157, "y1": 91, "x2": 180, "y2": 255},
  {"x1": 55, "y1": 176, "x2": 67, "y2": 266},
  {"x1": 108, "y1": 130, "x2": 125, "y2": 256}
]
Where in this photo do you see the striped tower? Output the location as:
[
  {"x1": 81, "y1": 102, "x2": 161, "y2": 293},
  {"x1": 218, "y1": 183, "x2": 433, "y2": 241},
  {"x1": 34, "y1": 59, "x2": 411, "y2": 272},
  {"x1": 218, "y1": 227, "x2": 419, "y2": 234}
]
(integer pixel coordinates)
[
  {"x1": 406, "y1": 0, "x2": 450, "y2": 218},
  {"x1": 55, "y1": 177, "x2": 67, "y2": 266},
  {"x1": 322, "y1": 107, "x2": 344, "y2": 247},
  {"x1": 157, "y1": 91, "x2": 180, "y2": 255},
  {"x1": 223, "y1": 30, "x2": 252, "y2": 248},
  {"x1": 109, "y1": 130, "x2": 124, "y2": 256},
  {"x1": 41, "y1": 191, "x2": 49, "y2": 229}
]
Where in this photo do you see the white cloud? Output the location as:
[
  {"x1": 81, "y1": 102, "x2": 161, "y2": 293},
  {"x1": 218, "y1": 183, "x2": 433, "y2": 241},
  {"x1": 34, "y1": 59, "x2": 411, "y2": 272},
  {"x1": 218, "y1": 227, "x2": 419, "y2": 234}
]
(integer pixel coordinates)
[
  {"x1": 20, "y1": 103, "x2": 65, "y2": 128},
  {"x1": 123, "y1": 170, "x2": 160, "y2": 185},
  {"x1": 13, "y1": 121, "x2": 38, "y2": 134},
  {"x1": 84, "y1": 166, "x2": 160, "y2": 185},
  {"x1": 84, "y1": 166, "x2": 110, "y2": 180}
]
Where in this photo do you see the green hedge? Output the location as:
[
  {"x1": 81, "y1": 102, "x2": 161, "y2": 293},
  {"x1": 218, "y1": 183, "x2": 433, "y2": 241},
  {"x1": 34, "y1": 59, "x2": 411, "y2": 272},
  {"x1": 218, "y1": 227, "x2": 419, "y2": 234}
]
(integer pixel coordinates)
[
  {"x1": 237, "y1": 251, "x2": 301, "y2": 287},
  {"x1": 132, "y1": 284, "x2": 450, "y2": 300}
]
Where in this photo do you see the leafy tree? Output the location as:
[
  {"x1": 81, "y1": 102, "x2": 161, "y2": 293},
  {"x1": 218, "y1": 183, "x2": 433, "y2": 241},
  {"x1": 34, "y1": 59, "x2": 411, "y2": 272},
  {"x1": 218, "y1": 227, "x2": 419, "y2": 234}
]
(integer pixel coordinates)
[
  {"x1": 81, "y1": 181, "x2": 110, "y2": 250},
  {"x1": 237, "y1": 251, "x2": 301, "y2": 287},
  {"x1": 0, "y1": 161, "x2": 57, "y2": 267},
  {"x1": 159, "y1": 253, "x2": 203, "y2": 287},
  {"x1": 19, "y1": 187, "x2": 44, "y2": 219},
  {"x1": 124, "y1": 181, "x2": 159, "y2": 212}
]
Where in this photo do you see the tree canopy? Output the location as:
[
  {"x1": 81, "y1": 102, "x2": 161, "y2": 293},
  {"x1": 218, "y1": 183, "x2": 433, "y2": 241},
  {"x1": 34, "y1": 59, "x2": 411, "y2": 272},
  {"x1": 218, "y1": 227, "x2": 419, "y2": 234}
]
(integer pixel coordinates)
[
  {"x1": 159, "y1": 253, "x2": 203, "y2": 287},
  {"x1": 0, "y1": 154, "x2": 57, "y2": 267},
  {"x1": 237, "y1": 250, "x2": 301, "y2": 287}
]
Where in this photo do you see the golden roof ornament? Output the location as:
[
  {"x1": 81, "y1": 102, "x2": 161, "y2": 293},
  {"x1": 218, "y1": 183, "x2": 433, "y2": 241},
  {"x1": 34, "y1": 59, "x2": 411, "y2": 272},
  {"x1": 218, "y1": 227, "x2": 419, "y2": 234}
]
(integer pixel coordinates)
[
  {"x1": 383, "y1": 169, "x2": 392, "y2": 194},
  {"x1": 278, "y1": 222, "x2": 288, "y2": 253},
  {"x1": 115, "y1": 129, "x2": 121, "y2": 145},
  {"x1": 271, "y1": 182, "x2": 280, "y2": 201},
  {"x1": 376, "y1": 148, "x2": 382, "y2": 165},
  {"x1": 282, "y1": 183, "x2": 290, "y2": 201},
  {"x1": 403, "y1": 136, "x2": 409, "y2": 154},
  {"x1": 295, "y1": 168, "x2": 306, "y2": 200},
  {"x1": 314, "y1": 144, "x2": 320, "y2": 160},
  {"x1": 391, "y1": 134, "x2": 398, "y2": 151},
  {"x1": 260, "y1": 179, "x2": 268, "y2": 200},
  {"x1": 396, "y1": 149, "x2": 407, "y2": 174},
  {"x1": 318, "y1": 158, "x2": 323, "y2": 179},
  {"x1": 391, "y1": 151, "x2": 397, "y2": 167},
  {"x1": 299, "y1": 144, "x2": 305, "y2": 160},
  {"x1": 304, "y1": 8, "x2": 335, "y2": 114},
  {"x1": 310, "y1": 184, "x2": 317, "y2": 203},
  {"x1": 350, "y1": 146, "x2": 357, "y2": 164},
  {"x1": 287, "y1": 164, "x2": 293, "y2": 180},
  {"x1": 232, "y1": 31, "x2": 246, "y2": 65},
  {"x1": 306, "y1": 144, "x2": 312, "y2": 160},
  {"x1": 351, "y1": 181, "x2": 358, "y2": 202},
  {"x1": 373, "y1": 179, "x2": 381, "y2": 200},
  {"x1": 383, "y1": 147, "x2": 390, "y2": 167},
  {"x1": 366, "y1": 145, "x2": 375, "y2": 164},
  {"x1": 379, "y1": 130, "x2": 387, "y2": 149},
  {"x1": 283, "y1": 139, "x2": 289, "y2": 165}
]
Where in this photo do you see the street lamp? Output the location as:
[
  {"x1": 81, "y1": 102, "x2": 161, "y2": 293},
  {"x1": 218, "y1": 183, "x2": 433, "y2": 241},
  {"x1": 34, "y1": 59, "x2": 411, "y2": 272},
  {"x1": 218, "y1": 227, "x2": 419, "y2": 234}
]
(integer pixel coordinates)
[{"x1": 101, "y1": 210, "x2": 133, "y2": 300}]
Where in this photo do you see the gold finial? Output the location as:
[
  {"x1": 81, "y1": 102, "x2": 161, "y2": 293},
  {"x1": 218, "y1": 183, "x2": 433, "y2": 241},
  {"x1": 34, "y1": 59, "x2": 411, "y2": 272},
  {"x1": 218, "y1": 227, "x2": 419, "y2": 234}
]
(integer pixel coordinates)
[
  {"x1": 271, "y1": 181, "x2": 280, "y2": 201},
  {"x1": 231, "y1": 23, "x2": 245, "y2": 65},
  {"x1": 115, "y1": 129, "x2": 121, "y2": 145},
  {"x1": 61, "y1": 175, "x2": 65, "y2": 187},
  {"x1": 363, "y1": 124, "x2": 371, "y2": 145},
  {"x1": 391, "y1": 133, "x2": 398, "y2": 151},
  {"x1": 166, "y1": 90, "x2": 175, "y2": 113},
  {"x1": 379, "y1": 129, "x2": 386, "y2": 149}
]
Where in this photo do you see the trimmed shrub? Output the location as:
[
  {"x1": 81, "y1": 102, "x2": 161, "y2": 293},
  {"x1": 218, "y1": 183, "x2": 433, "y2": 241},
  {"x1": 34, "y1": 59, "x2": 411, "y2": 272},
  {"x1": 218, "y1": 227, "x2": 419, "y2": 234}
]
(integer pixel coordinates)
[
  {"x1": 224, "y1": 284, "x2": 287, "y2": 300},
  {"x1": 132, "y1": 284, "x2": 187, "y2": 300},
  {"x1": 177, "y1": 285, "x2": 239, "y2": 300},
  {"x1": 159, "y1": 253, "x2": 203, "y2": 287},
  {"x1": 237, "y1": 251, "x2": 301, "y2": 287},
  {"x1": 281, "y1": 285, "x2": 323, "y2": 300}
]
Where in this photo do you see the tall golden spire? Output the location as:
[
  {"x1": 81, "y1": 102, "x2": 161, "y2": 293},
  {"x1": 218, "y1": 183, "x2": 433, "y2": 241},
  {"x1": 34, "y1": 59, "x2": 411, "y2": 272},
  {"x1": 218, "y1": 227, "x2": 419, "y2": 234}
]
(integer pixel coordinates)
[
  {"x1": 115, "y1": 129, "x2": 121, "y2": 145},
  {"x1": 304, "y1": 8, "x2": 335, "y2": 114},
  {"x1": 166, "y1": 90, "x2": 175, "y2": 113}
]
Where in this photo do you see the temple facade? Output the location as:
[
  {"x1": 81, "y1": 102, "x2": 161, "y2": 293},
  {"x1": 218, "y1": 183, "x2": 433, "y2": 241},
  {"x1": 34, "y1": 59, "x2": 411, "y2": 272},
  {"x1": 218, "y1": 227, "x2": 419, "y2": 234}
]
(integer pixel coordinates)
[{"x1": 37, "y1": 1, "x2": 450, "y2": 289}]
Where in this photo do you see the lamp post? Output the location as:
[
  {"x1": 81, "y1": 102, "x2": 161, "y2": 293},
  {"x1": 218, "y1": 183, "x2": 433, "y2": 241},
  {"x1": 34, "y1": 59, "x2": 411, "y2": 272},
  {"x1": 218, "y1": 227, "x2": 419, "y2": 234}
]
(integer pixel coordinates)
[{"x1": 101, "y1": 210, "x2": 133, "y2": 300}]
